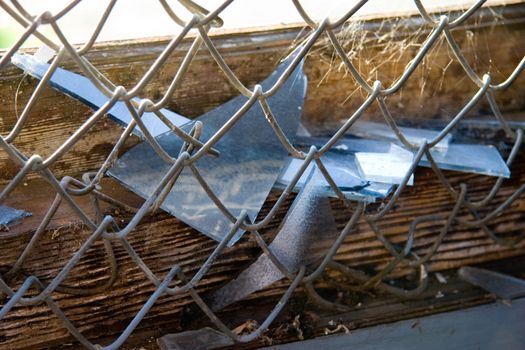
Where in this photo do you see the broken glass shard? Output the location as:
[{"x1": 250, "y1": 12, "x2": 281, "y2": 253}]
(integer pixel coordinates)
[
  {"x1": 208, "y1": 168, "x2": 339, "y2": 311},
  {"x1": 355, "y1": 143, "x2": 415, "y2": 185},
  {"x1": 14, "y1": 51, "x2": 390, "y2": 203},
  {"x1": 296, "y1": 135, "x2": 510, "y2": 178},
  {"x1": 421, "y1": 143, "x2": 510, "y2": 178},
  {"x1": 0, "y1": 205, "x2": 31, "y2": 228},
  {"x1": 276, "y1": 151, "x2": 393, "y2": 202},
  {"x1": 13, "y1": 49, "x2": 308, "y2": 245},
  {"x1": 110, "y1": 53, "x2": 306, "y2": 245},
  {"x1": 157, "y1": 327, "x2": 234, "y2": 350},
  {"x1": 349, "y1": 120, "x2": 451, "y2": 151},
  {"x1": 11, "y1": 53, "x2": 188, "y2": 138}
]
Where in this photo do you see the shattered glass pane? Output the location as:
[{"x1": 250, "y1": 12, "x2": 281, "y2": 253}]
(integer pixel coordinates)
[
  {"x1": 13, "y1": 50, "x2": 307, "y2": 245},
  {"x1": 11, "y1": 53, "x2": 189, "y2": 138},
  {"x1": 355, "y1": 143, "x2": 415, "y2": 186},
  {"x1": 110, "y1": 55, "x2": 306, "y2": 245},
  {"x1": 349, "y1": 120, "x2": 451, "y2": 151},
  {"x1": 13, "y1": 52, "x2": 510, "y2": 254},
  {"x1": 208, "y1": 168, "x2": 339, "y2": 311}
]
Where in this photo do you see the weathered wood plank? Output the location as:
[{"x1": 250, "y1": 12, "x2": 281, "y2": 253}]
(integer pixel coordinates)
[
  {"x1": 1, "y1": 3, "x2": 524, "y2": 184},
  {"x1": 1, "y1": 155, "x2": 524, "y2": 349}
]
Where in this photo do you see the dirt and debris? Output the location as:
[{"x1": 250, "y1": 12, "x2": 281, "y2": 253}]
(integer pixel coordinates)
[{"x1": 324, "y1": 320, "x2": 352, "y2": 336}]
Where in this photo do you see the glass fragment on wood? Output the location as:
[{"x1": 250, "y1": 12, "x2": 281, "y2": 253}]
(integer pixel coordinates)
[
  {"x1": 0, "y1": 205, "x2": 31, "y2": 228},
  {"x1": 11, "y1": 53, "x2": 189, "y2": 138},
  {"x1": 422, "y1": 143, "x2": 510, "y2": 178},
  {"x1": 12, "y1": 49, "x2": 307, "y2": 245},
  {"x1": 276, "y1": 152, "x2": 393, "y2": 202}
]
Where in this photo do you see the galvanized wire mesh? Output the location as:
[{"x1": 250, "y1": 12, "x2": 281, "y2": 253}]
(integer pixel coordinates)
[{"x1": 0, "y1": 0, "x2": 525, "y2": 348}]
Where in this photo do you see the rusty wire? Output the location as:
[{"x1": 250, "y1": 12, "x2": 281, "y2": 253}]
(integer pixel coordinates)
[{"x1": 0, "y1": 0, "x2": 524, "y2": 348}]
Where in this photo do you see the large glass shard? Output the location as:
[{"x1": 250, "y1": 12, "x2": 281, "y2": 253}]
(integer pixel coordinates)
[
  {"x1": 349, "y1": 120, "x2": 451, "y2": 151},
  {"x1": 355, "y1": 143, "x2": 415, "y2": 186},
  {"x1": 0, "y1": 205, "x2": 31, "y2": 228},
  {"x1": 276, "y1": 152, "x2": 393, "y2": 202},
  {"x1": 11, "y1": 53, "x2": 188, "y2": 138},
  {"x1": 110, "y1": 55, "x2": 306, "y2": 244},
  {"x1": 295, "y1": 135, "x2": 510, "y2": 178},
  {"x1": 208, "y1": 169, "x2": 339, "y2": 311},
  {"x1": 13, "y1": 50, "x2": 307, "y2": 245}
]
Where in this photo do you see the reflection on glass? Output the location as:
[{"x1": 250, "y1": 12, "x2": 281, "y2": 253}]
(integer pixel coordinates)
[{"x1": 0, "y1": 205, "x2": 31, "y2": 227}]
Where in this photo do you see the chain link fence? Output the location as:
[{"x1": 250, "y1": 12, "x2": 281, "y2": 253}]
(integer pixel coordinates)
[{"x1": 0, "y1": 0, "x2": 524, "y2": 348}]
